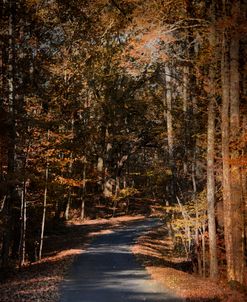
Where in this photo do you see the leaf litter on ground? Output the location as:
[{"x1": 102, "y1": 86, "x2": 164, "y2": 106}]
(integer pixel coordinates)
[
  {"x1": 132, "y1": 224, "x2": 247, "y2": 302},
  {"x1": 0, "y1": 215, "x2": 144, "y2": 302}
]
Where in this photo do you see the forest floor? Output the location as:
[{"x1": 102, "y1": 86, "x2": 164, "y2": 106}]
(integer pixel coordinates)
[
  {"x1": 132, "y1": 223, "x2": 247, "y2": 302},
  {"x1": 0, "y1": 215, "x2": 144, "y2": 302},
  {"x1": 0, "y1": 214, "x2": 246, "y2": 302}
]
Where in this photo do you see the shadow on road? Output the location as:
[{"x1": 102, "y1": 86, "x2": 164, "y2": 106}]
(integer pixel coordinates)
[{"x1": 60, "y1": 219, "x2": 183, "y2": 302}]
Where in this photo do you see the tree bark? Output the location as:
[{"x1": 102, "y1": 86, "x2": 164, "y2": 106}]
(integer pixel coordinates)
[
  {"x1": 80, "y1": 163, "x2": 86, "y2": 220},
  {"x1": 164, "y1": 65, "x2": 176, "y2": 198},
  {"x1": 221, "y1": 21, "x2": 234, "y2": 283},
  {"x1": 65, "y1": 117, "x2": 74, "y2": 221},
  {"x1": 206, "y1": 0, "x2": 218, "y2": 279},
  {"x1": 182, "y1": 66, "x2": 189, "y2": 175},
  {"x1": 39, "y1": 161, "x2": 49, "y2": 261},
  {"x1": 19, "y1": 184, "x2": 27, "y2": 267},
  {"x1": 165, "y1": 66, "x2": 174, "y2": 161},
  {"x1": 207, "y1": 95, "x2": 218, "y2": 278},
  {"x1": 242, "y1": 116, "x2": 247, "y2": 255},
  {"x1": 64, "y1": 189, "x2": 71, "y2": 221},
  {"x1": 229, "y1": 0, "x2": 244, "y2": 283}
]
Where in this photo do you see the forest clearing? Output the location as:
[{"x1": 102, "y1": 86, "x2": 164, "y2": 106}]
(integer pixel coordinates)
[{"x1": 0, "y1": 0, "x2": 247, "y2": 301}]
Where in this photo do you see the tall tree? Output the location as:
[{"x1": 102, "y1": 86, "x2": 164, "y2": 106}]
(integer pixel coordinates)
[
  {"x1": 206, "y1": 0, "x2": 218, "y2": 279},
  {"x1": 228, "y1": 0, "x2": 244, "y2": 284},
  {"x1": 220, "y1": 0, "x2": 245, "y2": 284}
]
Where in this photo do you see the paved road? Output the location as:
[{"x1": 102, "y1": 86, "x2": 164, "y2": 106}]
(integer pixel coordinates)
[{"x1": 59, "y1": 219, "x2": 183, "y2": 302}]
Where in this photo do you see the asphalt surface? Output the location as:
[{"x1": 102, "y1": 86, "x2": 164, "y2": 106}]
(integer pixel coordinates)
[{"x1": 59, "y1": 218, "x2": 183, "y2": 302}]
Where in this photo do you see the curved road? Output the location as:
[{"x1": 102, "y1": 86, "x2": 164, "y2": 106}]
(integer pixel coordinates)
[{"x1": 59, "y1": 219, "x2": 183, "y2": 302}]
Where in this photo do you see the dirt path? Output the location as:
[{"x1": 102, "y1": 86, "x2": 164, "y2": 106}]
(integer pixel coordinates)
[{"x1": 59, "y1": 219, "x2": 183, "y2": 302}]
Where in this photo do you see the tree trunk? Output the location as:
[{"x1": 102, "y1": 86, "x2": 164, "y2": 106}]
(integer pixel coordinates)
[
  {"x1": 202, "y1": 223, "x2": 206, "y2": 278},
  {"x1": 64, "y1": 189, "x2": 71, "y2": 221},
  {"x1": 80, "y1": 164, "x2": 86, "y2": 220},
  {"x1": 207, "y1": 95, "x2": 218, "y2": 278},
  {"x1": 221, "y1": 24, "x2": 234, "y2": 283},
  {"x1": 192, "y1": 159, "x2": 201, "y2": 275},
  {"x1": 242, "y1": 116, "x2": 247, "y2": 254},
  {"x1": 182, "y1": 65, "x2": 189, "y2": 175},
  {"x1": 39, "y1": 162, "x2": 49, "y2": 261},
  {"x1": 165, "y1": 66, "x2": 174, "y2": 161},
  {"x1": 19, "y1": 184, "x2": 27, "y2": 267},
  {"x1": 164, "y1": 66, "x2": 176, "y2": 198},
  {"x1": 229, "y1": 0, "x2": 244, "y2": 283},
  {"x1": 206, "y1": 1, "x2": 218, "y2": 277},
  {"x1": 64, "y1": 117, "x2": 74, "y2": 221}
]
